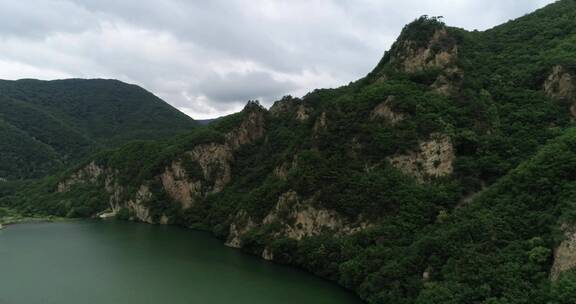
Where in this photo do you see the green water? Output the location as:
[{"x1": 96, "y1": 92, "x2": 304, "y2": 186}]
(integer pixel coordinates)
[{"x1": 0, "y1": 221, "x2": 362, "y2": 304}]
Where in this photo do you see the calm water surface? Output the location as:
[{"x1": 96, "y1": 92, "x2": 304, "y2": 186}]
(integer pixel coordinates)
[{"x1": 0, "y1": 221, "x2": 362, "y2": 304}]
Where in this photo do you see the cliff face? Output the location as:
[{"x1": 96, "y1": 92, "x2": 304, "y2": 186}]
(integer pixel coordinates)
[
  {"x1": 544, "y1": 65, "x2": 576, "y2": 117},
  {"x1": 391, "y1": 27, "x2": 458, "y2": 74},
  {"x1": 226, "y1": 190, "x2": 369, "y2": 251},
  {"x1": 57, "y1": 103, "x2": 265, "y2": 224},
  {"x1": 387, "y1": 133, "x2": 454, "y2": 181},
  {"x1": 551, "y1": 225, "x2": 576, "y2": 280}
]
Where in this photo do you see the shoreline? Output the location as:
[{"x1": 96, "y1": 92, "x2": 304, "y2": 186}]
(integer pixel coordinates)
[{"x1": 0, "y1": 216, "x2": 68, "y2": 228}]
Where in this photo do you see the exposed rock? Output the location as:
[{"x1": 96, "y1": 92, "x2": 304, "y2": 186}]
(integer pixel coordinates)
[
  {"x1": 262, "y1": 191, "x2": 368, "y2": 240},
  {"x1": 57, "y1": 161, "x2": 104, "y2": 192},
  {"x1": 430, "y1": 68, "x2": 462, "y2": 96},
  {"x1": 126, "y1": 185, "x2": 154, "y2": 223},
  {"x1": 370, "y1": 96, "x2": 405, "y2": 125},
  {"x1": 58, "y1": 101, "x2": 265, "y2": 222},
  {"x1": 189, "y1": 143, "x2": 234, "y2": 193},
  {"x1": 262, "y1": 247, "x2": 274, "y2": 261},
  {"x1": 97, "y1": 209, "x2": 117, "y2": 219},
  {"x1": 159, "y1": 215, "x2": 170, "y2": 225},
  {"x1": 422, "y1": 267, "x2": 432, "y2": 282},
  {"x1": 545, "y1": 65, "x2": 575, "y2": 101},
  {"x1": 273, "y1": 157, "x2": 298, "y2": 180},
  {"x1": 295, "y1": 105, "x2": 310, "y2": 121},
  {"x1": 161, "y1": 161, "x2": 196, "y2": 209},
  {"x1": 388, "y1": 133, "x2": 454, "y2": 181},
  {"x1": 544, "y1": 65, "x2": 576, "y2": 117},
  {"x1": 161, "y1": 144, "x2": 233, "y2": 209},
  {"x1": 224, "y1": 109, "x2": 266, "y2": 150},
  {"x1": 392, "y1": 28, "x2": 458, "y2": 74},
  {"x1": 313, "y1": 112, "x2": 328, "y2": 132},
  {"x1": 269, "y1": 96, "x2": 296, "y2": 115},
  {"x1": 551, "y1": 225, "x2": 576, "y2": 280},
  {"x1": 225, "y1": 211, "x2": 257, "y2": 248},
  {"x1": 269, "y1": 96, "x2": 311, "y2": 122}
]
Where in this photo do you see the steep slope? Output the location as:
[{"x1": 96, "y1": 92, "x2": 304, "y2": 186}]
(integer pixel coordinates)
[
  {"x1": 0, "y1": 79, "x2": 196, "y2": 179},
  {"x1": 4, "y1": 1, "x2": 576, "y2": 303}
]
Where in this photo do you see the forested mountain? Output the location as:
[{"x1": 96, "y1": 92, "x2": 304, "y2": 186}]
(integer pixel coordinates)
[
  {"x1": 3, "y1": 1, "x2": 576, "y2": 303},
  {"x1": 0, "y1": 79, "x2": 196, "y2": 179}
]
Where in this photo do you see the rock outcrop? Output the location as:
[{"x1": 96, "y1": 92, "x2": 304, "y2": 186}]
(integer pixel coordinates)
[
  {"x1": 388, "y1": 133, "x2": 454, "y2": 181},
  {"x1": 551, "y1": 225, "x2": 576, "y2": 280},
  {"x1": 57, "y1": 104, "x2": 266, "y2": 224},
  {"x1": 370, "y1": 96, "x2": 405, "y2": 125},
  {"x1": 225, "y1": 102, "x2": 266, "y2": 149},
  {"x1": 269, "y1": 96, "x2": 311, "y2": 122},
  {"x1": 262, "y1": 191, "x2": 366, "y2": 240},
  {"x1": 57, "y1": 161, "x2": 104, "y2": 192},
  {"x1": 313, "y1": 112, "x2": 328, "y2": 132},
  {"x1": 225, "y1": 190, "x2": 369, "y2": 252},
  {"x1": 225, "y1": 210, "x2": 257, "y2": 248},
  {"x1": 391, "y1": 28, "x2": 458, "y2": 74},
  {"x1": 544, "y1": 65, "x2": 576, "y2": 117}
]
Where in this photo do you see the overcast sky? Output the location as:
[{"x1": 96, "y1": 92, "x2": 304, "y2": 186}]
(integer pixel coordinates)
[{"x1": 0, "y1": 0, "x2": 555, "y2": 119}]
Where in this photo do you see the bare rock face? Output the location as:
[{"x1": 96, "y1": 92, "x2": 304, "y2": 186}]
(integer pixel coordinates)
[
  {"x1": 161, "y1": 143, "x2": 234, "y2": 209},
  {"x1": 189, "y1": 143, "x2": 234, "y2": 192},
  {"x1": 262, "y1": 191, "x2": 368, "y2": 240},
  {"x1": 544, "y1": 65, "x2": 576, "y2": 117},
  {"x1": 225, "y1": 210, "x2": 257, "y2": 248},
  {"x1": 392, "y1": 28, "x2": 458, "y2": 74},
  {"x1": 261, "y1": 247, "x2": 274, "y2": 261},
  {"x1": 295, "y1": 105, "x2": 311, "y2": 121},
  {"x1": 545, "y1": 65, "x2": 576, "y2": 100},
  {"x1": 225, "y1": 190, "x2": 370, "y2": 250},
  {"x1": 313, "y1": 112, "x2": 328, "y2": 132},
  {"x1": 225, "y1": 105, "x2": 266, "y2": 150},
  {"x1": 370, "y1": 96, "x2": 405, "y2": 125},
  {"x1": 125, "y1": 185, "x2": 154, "y2": 223},
  {"x1": 57, "y1": 161, "x2": 104, "y2": 192},
  {"x1": 269, "y1": 96, "x2": 311, "y2": 122},
  {"x1": 388, "y1": 133, "x2": 454, "y2": 181},
  {"x1": 160, "y1": 161, "x2": 200, "y2": 209},
  {"x1": 551, "y1": 226, "x2": 576, "y2": 280},
  {"x1": 58, "y1": 102, "x2": 266, "y2": 222},
  {"x1": 430, "y1": 67, "x2": 462, "y2": 96},
  {"x1": 273, "y1": 156, "x2": 298, "y2": 181}
]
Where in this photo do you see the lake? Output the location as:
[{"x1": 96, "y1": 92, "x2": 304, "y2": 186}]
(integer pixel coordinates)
[{"x1": 0, "y1": 221, "x2": 363, "y2": 304}]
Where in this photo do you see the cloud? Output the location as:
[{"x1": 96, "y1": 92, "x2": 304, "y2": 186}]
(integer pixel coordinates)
[
  {"x1": 0, "y1": 0, "x2": 556, "y2": 119},
  {"x1": 199, "y1": 71, "x2": 298, "y2": 104}
]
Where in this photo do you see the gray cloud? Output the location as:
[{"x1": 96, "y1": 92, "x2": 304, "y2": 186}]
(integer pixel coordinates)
[
  {"x1": 200, "y1": 71, "x2": 297, "y2": 104},
  {"x1": 0, "y1": 0, "x2": 555, "y2": 119}
]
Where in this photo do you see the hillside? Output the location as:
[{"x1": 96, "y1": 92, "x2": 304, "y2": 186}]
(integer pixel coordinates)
[
  {"x1": 0, "y1": 79, "x2": 196, "y2": 179},
  {"x1": 3, "y1": 1, "x2": 576, "y2": 303}
]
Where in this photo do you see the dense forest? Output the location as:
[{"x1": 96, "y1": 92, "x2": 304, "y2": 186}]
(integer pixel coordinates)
[
  {"x1": 3, "y1": 1, "x2": 576, "y2": 303},
  {"x1": 0, "y1": 79, "x2": 196, "y2": 180}
]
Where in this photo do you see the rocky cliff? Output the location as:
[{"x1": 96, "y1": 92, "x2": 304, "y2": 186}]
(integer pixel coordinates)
[
  {"x1": 57, "y1": 101, "x2": 265, "y2": 224},
  {"x1": 8, "y1": 5, "x2": 576, "y2": 303}
]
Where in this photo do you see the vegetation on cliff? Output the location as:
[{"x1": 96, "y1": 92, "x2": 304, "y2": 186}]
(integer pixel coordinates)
[{"x1": 3, "y1": 1, "x2": 576, "y2": 303}]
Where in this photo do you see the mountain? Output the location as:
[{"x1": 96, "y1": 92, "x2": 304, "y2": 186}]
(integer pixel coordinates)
[
  {"x1": 4, "y1": 1, "x2": 576, "y2": 303},
  {"x1": 0, "y1": 79, "x2": 196, "y2": 179}
]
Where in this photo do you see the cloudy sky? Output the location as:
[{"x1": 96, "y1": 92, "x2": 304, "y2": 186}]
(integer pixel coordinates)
[{"x1": 0, "y1": 0, "x2": 555, "y2": 119}]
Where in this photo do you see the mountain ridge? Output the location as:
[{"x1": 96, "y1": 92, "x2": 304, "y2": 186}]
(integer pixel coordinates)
[
  {"x1": 4, "y1": 1, "x2": 576, "y2": 303},
  {"x1": 0, "y1": 78, "x2": 197, "y2": 179}
]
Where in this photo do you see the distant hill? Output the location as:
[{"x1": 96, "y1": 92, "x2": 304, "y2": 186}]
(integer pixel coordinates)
[
  {"x1": 0, "y1": 79, "x2": 196, "y2": 179},
  {"x1": 195, "y1": 118, "x2": 218, "y2": 126}
]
